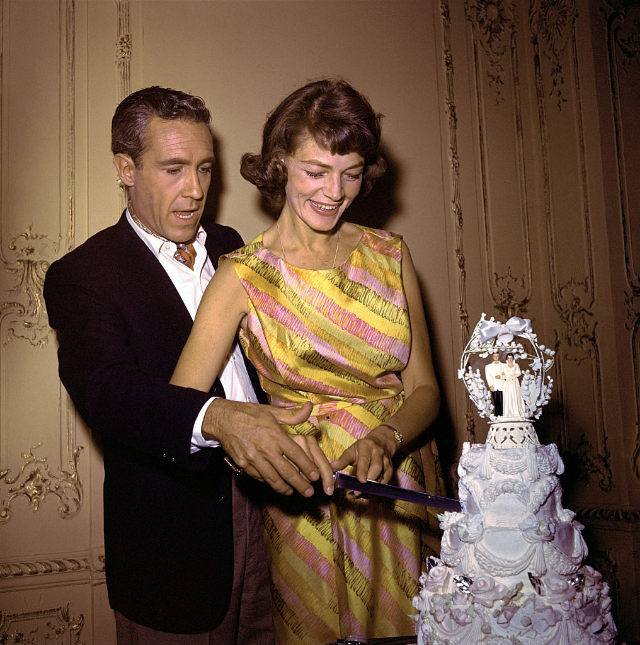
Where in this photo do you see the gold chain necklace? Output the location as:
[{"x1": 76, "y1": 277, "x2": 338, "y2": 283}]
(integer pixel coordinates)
[{"x1": 275, "y1": 220, "x2": 340, "y2": 268}]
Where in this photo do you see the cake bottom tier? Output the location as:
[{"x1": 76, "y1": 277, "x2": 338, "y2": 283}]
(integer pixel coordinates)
[{"x1": 413, "y1": 560, "x2": 617, "y2": 645}]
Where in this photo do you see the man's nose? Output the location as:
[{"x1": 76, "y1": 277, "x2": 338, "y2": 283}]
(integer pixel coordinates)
[{"x1": 184, "y1": 168, "x2": 205, "y2": 199}]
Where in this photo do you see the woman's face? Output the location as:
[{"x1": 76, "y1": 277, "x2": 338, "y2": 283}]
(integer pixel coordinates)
[
  {"x1": 507, "y1": 355, "x2": 514, "y2": 365},
  {"x1": 281, "y1": 136, "x2": 364, "y2": 232}
]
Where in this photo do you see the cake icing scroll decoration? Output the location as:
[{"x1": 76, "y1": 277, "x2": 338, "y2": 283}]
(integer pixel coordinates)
[{"x1": 458, "y1": 314, "x2": 555, "y2": 422}]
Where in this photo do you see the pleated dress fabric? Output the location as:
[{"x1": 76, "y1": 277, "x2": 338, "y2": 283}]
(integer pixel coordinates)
[{"x1": 225, "y1": 225, "x2": 443, "y2": 645}]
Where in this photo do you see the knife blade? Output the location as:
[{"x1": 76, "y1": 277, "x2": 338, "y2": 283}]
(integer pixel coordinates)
[{"x1": 333, "y1": 472, "x2": 463, "y2": 513}]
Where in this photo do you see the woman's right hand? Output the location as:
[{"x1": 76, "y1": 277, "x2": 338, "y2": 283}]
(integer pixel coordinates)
[
  {"x1": 288, "y1": 433, "x2": 336, "y2": 495},
  {"x1": 331, "y1": 424, "x2": 399, "y2": 485}
]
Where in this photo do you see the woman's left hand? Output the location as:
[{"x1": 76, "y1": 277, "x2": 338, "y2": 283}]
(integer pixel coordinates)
[{"x1": 330, "y1": 425, "x2": 400, "y2": 484}]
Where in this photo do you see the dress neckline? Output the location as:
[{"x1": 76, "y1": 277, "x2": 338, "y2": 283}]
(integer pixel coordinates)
[{"x1": 259, "y1": 224, "x2": 367, "y2": 272}]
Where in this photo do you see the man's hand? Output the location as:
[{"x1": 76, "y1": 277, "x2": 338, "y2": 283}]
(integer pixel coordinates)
[
  {"x1": 288, "y1": 433, "x2": 336, "y2": 496},
  {"x1": 203, "y1": 399, "x2": 331, "y2": 497}
]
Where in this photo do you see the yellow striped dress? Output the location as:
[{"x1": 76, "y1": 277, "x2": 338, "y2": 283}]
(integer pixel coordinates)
[{"x1": 225, "y1": 225, "x2": 443, "y2": 645}]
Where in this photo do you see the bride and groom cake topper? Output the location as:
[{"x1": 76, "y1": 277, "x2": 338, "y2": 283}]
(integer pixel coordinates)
[{"x1": 459, "y1": 313, "x2": 556, "y2": 424}]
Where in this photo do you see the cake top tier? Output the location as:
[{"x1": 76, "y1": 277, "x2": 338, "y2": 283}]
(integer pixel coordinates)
[
  {"x1": 486, "y1": 419, "x2": 540, "y2": 448},
  {"x1": 459, "y1": 314, "x2": 555, "y2": 424}
]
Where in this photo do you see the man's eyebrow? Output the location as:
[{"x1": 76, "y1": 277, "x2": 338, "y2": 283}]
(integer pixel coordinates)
[{"x1": 160, "y1": 156, "x2": 216, "y2": 166}]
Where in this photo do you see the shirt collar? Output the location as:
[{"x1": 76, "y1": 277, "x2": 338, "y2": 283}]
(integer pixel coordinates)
[{"x1": 125, "y1": 208, "x2": 207, "y2": 259}]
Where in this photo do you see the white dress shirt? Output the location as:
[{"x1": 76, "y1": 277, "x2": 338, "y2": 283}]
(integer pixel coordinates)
[{"x1": 126, "y1": 210, "x2": 259, "y2": 452}]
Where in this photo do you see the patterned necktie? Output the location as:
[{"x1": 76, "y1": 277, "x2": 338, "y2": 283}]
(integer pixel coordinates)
[
  {"x1": 128, "y1": 201, "x2": 197, "y2": 270},
  {"x1": 174, "y1": 243, "x2": 196, "y2": 270}
]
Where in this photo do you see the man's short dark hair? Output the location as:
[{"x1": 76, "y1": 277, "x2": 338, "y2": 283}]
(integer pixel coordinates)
[{"x1": 111, "y1": 86, "x2": 211, "y2": 167}]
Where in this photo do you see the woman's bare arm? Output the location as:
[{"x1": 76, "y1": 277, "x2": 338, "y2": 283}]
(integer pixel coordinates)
[{"x1": 171, "y1": 259, "x2": 248, "y2": 391}]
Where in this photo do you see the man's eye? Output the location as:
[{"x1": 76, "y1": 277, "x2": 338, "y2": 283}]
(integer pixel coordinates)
[
  {"x1": 200, "y1": 166, "x2": 213, "y2": 174},
  {"x1": 166, "y1": 168, "x2": 181, "y2": 175},
  {"x1": 305, "y1": 171, "x2": 323, "y2": 178}
]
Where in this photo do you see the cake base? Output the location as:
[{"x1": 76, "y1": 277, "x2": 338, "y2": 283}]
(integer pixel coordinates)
[
  {"x1": 413, "y1": 560, "x2": 617, "y2": 645},
  {"x1": 413, "y1": 422, "x2": 617, "y2": 645}
]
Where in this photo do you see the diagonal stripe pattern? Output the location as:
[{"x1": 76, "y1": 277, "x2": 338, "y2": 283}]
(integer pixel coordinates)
[{"x1": 226, "y1": 225, "x2": 444, "y2": 644}]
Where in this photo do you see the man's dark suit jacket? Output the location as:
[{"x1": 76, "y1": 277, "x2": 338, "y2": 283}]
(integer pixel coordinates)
[{"x1": 44, "y1": 212, "x2": 247, "y2": 634}]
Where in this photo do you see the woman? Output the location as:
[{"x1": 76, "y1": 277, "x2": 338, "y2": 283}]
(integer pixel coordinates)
[
  {"x1": 501, "y1": 352, "x2": 527, "y2": 419},
  {"x1": 172, "y1": 79, "x2": 444, "y2": 644}
]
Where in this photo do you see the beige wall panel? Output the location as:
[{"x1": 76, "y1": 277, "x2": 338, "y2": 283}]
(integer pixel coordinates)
[
  {"x1": 86, "y1": 0, "x2": 128, "y2": 239},
  {"x1": 467, "y1": 1, "x2": 534, "y2": 320},
  {"x1": 530, "y1": 4, "x2": 617, "y2": 508},
  {"x1": 592, "y1": 1, "x2": 640, "y2": 493},
  {"x1": 132, "y1": 1, "x2": 444, "y2": 240},
  {"x1": 430, "y1": 0, "x2": 484, "y2": 453},
  {"x1": 4, "y1": 1, "x2": 61, "y2": 239},
  {"x1": 1, "y1": 581, "x2": 90, "y2": 643},
  {"x1": 1, "y1": 0, "x2": 83, "y2": 539},
  {"x1": 1, "y1": 0, "x2": 638, "y2": 641},
  {"x1": 584, "y1": 3, "x2": 640, "y2": 636},
  {"x1": 1, "y1": 1, "x2": 103, "y2": 643}
]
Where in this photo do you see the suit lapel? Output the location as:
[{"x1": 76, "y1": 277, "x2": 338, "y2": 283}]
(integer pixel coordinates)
[
  {"x1": 115, "y1": 213, "x2": 194, "y2": 334},
  {"x1": 203, "y1": 230, "x2": 227, "y2": 271},
  {"x1": 113, "y1": 213, "x2": 227, "y2": 398}
]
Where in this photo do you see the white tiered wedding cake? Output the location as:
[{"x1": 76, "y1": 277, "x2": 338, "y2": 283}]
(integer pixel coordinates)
[{"x1": 413, "y1": 315, "x2": 617, "y2": 645}]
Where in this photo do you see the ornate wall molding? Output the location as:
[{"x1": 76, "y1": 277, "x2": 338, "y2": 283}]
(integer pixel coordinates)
[
  {"x1": 0, "y1": 444, "x2": 83, "y2": 524},
  {"x1": 0, "y1": 557, "x2": 91, "y2": 579},
  {"x1": 466, "y1": 0, "x2": 517, "y2": 101},
  {"x1": 116, "y1": 0, "x2": 131, "y2": 212},
  {"x1": 563, "y1": 428, "x2": 613, "y2": 492},
  {"x1": 440, "y1": 0, "x2": 475, "y2": 445},
  {"x1": 492, "y1": 266, "x2": 529, "y2": 319},
  {"x1": 574, "y1": 506, "x2": 640, "y2": 523},
  {"x1": 633, "y1": 323, "x2": 640, "y2": 479},
  {"x1": 62, "y1": 0, "x2": 75, "y2": 249},
  {"x1": 528, "y1": 4, "x2": 613, "y2": 491},
  {"x1": 600, "y1": 1, "x2": 640, "y2": 480},
  {"x1": 553, "y1": 325, "x2": 613, "y2": 492},
  {"x1": 0, "y1": 1, "x2": 76, "y2": 347},
  {"x1": 0, "y1": 229, "x2": 58, "y2": 347},
  {"x1": 0, "y1": 604, "x2": 84, "y2": 645},
  {"x1": 531, "y1": 14, "x2": 593, "y2": 317},
  {"x1": 0, "y1": 1, "x2": 83, "y2": 525},
  {"x1": 115, "y1": 0, "x2": 131, "y2": 100},
  {"x1": 604, "y1": 0, "x2": 640, "y2": 64},
  {"x1": 529, "y1": 0, "x2": 578, "y2": 109},
  {"x1": 466, "y1": 0, "x2": 533, "y2": 320}
]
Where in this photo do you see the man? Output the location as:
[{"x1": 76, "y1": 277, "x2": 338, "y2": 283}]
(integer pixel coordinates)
[
  {"x1": 485, "y1": 351, "x2": 505, "y2": 417},
  {"x1": 44, "y1": 87, "x2": 322, "y2": 644}
]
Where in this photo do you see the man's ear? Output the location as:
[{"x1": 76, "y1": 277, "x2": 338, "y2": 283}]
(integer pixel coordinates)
[{"x1": 113, "y1": 153, "x2": 136, "y2": 187}]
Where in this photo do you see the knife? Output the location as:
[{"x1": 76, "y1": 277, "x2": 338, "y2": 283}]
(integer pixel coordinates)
[{"x1": 333, "y1": 472, "x2": 463, "y2": 512}]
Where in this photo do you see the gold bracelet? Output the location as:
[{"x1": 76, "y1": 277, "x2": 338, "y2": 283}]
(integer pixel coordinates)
[{"x1": 377, "y1": 423, "x2": 403, "y2": 447}]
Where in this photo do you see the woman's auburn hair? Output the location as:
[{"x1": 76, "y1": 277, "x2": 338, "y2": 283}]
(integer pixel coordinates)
[{"x1": 240, "y1": 79, "x2": 387, "y2": 215}]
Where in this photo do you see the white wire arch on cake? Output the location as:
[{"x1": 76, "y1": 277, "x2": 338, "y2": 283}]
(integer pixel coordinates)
[{"x1": 458, "y1": 314, "x2": 555, "y2": 422}]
